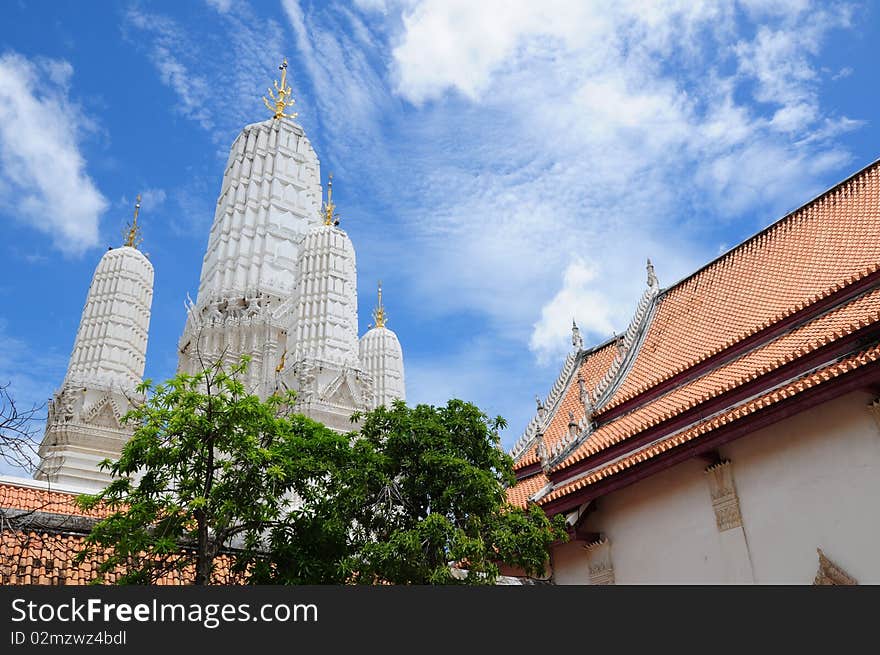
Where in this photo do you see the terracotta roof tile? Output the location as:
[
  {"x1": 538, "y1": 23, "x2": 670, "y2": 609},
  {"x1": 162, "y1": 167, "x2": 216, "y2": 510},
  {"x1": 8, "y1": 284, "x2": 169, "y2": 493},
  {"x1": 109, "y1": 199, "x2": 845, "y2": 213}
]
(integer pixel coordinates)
[
  {"x1": 514, "y1": 343, "x2": 617, "y2": 469},
  {"x1": 0, "y1": 484, "x2": 243, "y2": 585},
  {"x1": 506, "y1": 472, "x2": 549, "y2": 509},
  {"x1": 508, "y1": 158, "x2": 880, "y2": 508},
  {"x1": 0, "y1": 483, "x2": 108, "y2": 519},
  {"x1": 558, "y1": 286, "x2": 880, "y2": 469},
  {"x1": 515, "y1": 444, "x2": 541, "y2": 468},
  {"x1": 0, "y1": 530, "x2": 239, "y2": 585},
  {"x1": 607, "y1": 162, "x2": 880, "y2": 408},
  {"x1": 540, "y1": 342, "x2": 880, "y2": 504}
]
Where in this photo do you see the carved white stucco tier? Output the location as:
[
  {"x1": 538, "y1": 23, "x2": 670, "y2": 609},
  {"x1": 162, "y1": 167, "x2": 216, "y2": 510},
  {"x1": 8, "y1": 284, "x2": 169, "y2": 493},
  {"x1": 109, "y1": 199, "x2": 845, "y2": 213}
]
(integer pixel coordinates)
[
  {"x1": 64, "y1": 246, "x2": 153, "y2": 389},
  {"x1": 287, "y1": 225, "x2": 359, "y2": 366},
  {"x1": 178, "y1": 118, "x2": 322, "y2": 396},
  {"x1": 359, "y1": 326, "x2": 406, "y2": 408},
  {"x1": 276, "y1": 223, "x2": 374, "y2": 432},
  {"x1": 198, "y1": 118, "x2": 322, "y2": 300},
  {"x1": 37, "y1": 246, "x2": 154, "y2": 492}
]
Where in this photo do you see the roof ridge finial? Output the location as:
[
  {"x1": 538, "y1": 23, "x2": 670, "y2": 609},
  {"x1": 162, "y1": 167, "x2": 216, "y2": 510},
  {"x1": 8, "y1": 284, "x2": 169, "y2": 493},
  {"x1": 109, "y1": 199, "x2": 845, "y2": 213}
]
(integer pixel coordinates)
[
  {"x1": 322, "y1": 173, "x2": 339, "y2": 226},
  {"x1": 263, "y1": 58, "x2": 297, "y2": 120},
  {"x1": 647, "y1": 257, "x2": 658, "y2": 288},
  {"x1": 372, "y1": 280, "x2": 386, "y2": 328},
  {"x1": 571, "y1": 318, "x2": 583, "y2": 350},
  {"x1": 123, "y1": 193, "x2": 143, "y2": 249}
]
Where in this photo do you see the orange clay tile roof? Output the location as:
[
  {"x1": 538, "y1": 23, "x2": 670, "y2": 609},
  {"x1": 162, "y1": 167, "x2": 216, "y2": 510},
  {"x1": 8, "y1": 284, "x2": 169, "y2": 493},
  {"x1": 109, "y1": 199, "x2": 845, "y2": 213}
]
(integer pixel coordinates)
[
  {"x1": 0, "y1": 482, "x2": 243, "y2": 585},
  {"x1": 540, "y1": 342, "x2": 880, "y2": 506},
  {"x1": 0, "y1": 530, "x2": 238, "y2": 585},
  {"x1": 605, "y1": 162, "x2": 880, "y2": 410},
  {"x1": 0, "y1": 482, "x2": 108, "y2": 519},
  {"x1": 506, "y1": 471, "x2": 548, "y2": 508},
  {"x1": 509, "y1": 158, "x2": 880, "y2": 510},
  {"x1": 557, "y1": 284, "x2": 880, "y2": 469},
  {"x1": 515, "y1": 342, "x2": 617, "y2": 468}
]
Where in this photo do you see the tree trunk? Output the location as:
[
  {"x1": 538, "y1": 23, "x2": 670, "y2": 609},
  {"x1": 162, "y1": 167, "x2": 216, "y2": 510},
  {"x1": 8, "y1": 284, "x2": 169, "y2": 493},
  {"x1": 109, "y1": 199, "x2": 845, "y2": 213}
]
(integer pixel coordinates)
[{"x1": 194, "y1": 513, "x2": 211, "y2": 585}]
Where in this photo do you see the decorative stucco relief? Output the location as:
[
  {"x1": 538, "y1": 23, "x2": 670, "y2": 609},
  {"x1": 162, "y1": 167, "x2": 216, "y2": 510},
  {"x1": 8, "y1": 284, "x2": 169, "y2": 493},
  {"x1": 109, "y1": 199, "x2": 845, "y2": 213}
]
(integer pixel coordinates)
[
  {"x1": 704, "y1": 460, "x2": 743, "y2": 532},
  {"x1": 814, "y1": 549, "x2": 857, "y2": 585},
  {"x1": 584, "y1": 537, "x2": 615, "y2": 585}
]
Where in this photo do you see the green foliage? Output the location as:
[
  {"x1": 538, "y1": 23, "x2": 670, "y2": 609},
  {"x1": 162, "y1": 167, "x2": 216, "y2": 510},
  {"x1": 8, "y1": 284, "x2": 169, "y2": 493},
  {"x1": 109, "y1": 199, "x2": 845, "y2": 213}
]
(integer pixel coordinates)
[
  {"x1": 255, "y1": 399, "x2": 567, "y2": 585},
  {"x1": 76, "y1": 358, "x2": 565, "y2": 585},
  {"x1": 75, "y1": 357, "x2": 349, "y2": 585}
]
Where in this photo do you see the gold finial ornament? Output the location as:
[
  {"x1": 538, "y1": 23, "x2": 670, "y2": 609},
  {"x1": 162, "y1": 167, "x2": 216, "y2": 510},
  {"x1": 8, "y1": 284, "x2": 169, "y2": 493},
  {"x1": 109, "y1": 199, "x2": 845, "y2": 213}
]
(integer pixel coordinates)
[
  {"x1": 123, "y1": 194, "x2": 143, "y2": 249},
  {"x1": 263, "y1": 58, "x2": 297, "y2": 120},
  {"x1": 372, "y1": 281, "x2": 386, "y2": 328},
  {"x1": 322, "y1": 173, "x2": 339, "y2": 226}
]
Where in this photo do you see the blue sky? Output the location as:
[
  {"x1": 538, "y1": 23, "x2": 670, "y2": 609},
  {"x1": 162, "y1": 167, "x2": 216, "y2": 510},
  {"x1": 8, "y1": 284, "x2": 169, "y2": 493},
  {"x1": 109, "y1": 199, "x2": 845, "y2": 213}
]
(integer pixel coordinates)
[{"x1": 1, "y1": 0, "x2": 879, "y2": 475}]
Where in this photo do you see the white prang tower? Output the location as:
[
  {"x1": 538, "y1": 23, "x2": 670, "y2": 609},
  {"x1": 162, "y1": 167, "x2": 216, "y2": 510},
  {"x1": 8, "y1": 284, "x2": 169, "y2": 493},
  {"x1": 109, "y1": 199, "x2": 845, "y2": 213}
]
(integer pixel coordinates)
[
  {"x1": 359, "y1": 282, "x2": 406, "y2": 408},
  {"x1": 179, "y1": 59, "x2": 406, "y2": 432},
  {"x1": 37, "y1": 198, "x2": 154, "y2": 492},
  {"x1": 177, "y1": 59, "x2": 322, "y2": 396}
]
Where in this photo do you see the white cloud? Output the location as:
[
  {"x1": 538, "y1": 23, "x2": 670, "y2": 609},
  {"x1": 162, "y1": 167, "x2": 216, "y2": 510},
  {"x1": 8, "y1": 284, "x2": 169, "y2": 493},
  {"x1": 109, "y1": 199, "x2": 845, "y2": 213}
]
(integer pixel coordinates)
[
  {"x1": 736, "y1": 26, "x2": 818, "y2": 107},
  {"x1": 376, "y1": 0, "x2": 861, "y2": 359},
  {"x1": 125, "y1": 9, "x2": 215, "y2": 132},
  {"x1": 139, "y1": 187, "x2": 167, "y2": 212},
  {"x1": 392, "y1": 0, "x2": 547, "y2": 104},
  {"x1": 390, "y1": 0, "x2": 732, "y2": 105},
  {"x1": 529, "y1": 259, "x2": 616, "y2": 364},
  {"x1": 121, "y1": 1, "x2": 862, "y2": 443},
  {"x1": 125, "y1": 5, "x2": 286, "y2": 146},
  {"x1": 281, "y1": 0, "x2": 390, "y2": 170},
  {"x1": 738, "y1": 0, "x2": 812, "y2": 16},
  {"x1": 204, "y1": 0, "x2": 232, "y2": 12},
  {"x1": 0, "y1": 53, "x2": 107, "y2": 255},
  {"x1": 353, "y1": 0, "x2": 390, "y2": 14}
]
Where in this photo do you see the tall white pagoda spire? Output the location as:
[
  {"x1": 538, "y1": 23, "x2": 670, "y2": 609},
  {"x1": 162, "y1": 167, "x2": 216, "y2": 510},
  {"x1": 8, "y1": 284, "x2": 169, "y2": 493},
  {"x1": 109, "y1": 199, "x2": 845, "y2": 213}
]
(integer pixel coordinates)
[
  {"x1": 279, "y1": 176, "x2": 373, "y2": 431},
  {"x1": 37, "y1": 196, "x2": 154, "y2": 491},
  {"x1": 180, "y1": 58, "x2": 406, "y2": 431},
  {"x1": 178, "y1": 59, "x2": 322, "y2": 395},
  {"x1": 287, "y1": 175, "x2": 359, "y2": 366},
  {"x1": 359, "y1": 282, "x2": 406, "y2": 408}
]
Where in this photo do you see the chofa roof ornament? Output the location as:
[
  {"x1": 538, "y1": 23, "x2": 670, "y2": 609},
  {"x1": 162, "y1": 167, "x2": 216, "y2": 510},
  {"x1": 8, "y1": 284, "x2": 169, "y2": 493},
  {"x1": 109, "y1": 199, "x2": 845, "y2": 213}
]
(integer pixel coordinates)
[
  {"x1": 647, "y1": 257, "x2": 659, "y2": 289},
  {"x1": 571, "y1": 319, "x2": 584, "y2": 350}
]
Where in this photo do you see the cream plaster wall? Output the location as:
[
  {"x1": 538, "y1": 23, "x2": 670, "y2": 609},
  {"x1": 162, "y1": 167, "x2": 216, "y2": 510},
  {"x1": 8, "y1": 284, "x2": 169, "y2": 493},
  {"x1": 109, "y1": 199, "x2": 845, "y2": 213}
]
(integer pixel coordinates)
[
  {"x1": 553, "y1": 459, "x2": 726, "y2": 584},
  {"x1": 727, "y1": 390, "x2": 880, "y2": 584},
  {"x1": 550, "y1": 390, "x2": 880, "y2": 584}
]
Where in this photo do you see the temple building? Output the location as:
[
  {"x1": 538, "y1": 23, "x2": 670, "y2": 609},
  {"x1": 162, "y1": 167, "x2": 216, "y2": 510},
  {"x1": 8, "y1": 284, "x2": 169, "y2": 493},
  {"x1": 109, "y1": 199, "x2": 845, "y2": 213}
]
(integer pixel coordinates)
[
  {"x1": 33, "y1": 59, "x2": 405, "y2": 494},
  {"x1": 0, "y1": 60, "x2": 406, "y2": 585},
  {"x1": 507, "y1": 157, "x2": 880, "y2": 584},
  {"x1": 2, "y1": 57, "x2": 877, "y2": 585},
  {"x1": 176, "y1": 62, "x2": 403, "y2": 434}
]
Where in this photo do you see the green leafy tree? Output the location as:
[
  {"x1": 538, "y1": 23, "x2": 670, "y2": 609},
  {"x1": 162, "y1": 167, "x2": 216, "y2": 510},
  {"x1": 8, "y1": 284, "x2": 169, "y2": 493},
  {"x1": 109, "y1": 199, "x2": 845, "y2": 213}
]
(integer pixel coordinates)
[
  {"x1": 255, "y1": 399, "x2": 567, "y2": 585},
  {"x1": 75, "y1": 356, "x2": 350, "y2": 585},
  {"x1": 77, "y1": 356, "x2": 564, "y2": 585}
]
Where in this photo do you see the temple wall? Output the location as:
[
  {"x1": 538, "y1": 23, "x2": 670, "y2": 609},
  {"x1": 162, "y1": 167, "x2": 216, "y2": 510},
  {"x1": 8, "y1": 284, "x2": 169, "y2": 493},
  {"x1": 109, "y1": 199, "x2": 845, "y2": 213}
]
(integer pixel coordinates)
[
  {"x1": 727, "y1": 390, "x2": 880, "y2": 584},
  {"x1": 552, "y1": 458, "x2": 726, "y2": 584},
  {"x1": 550, "y1": 390, "x2": 880, "y2": 584}
]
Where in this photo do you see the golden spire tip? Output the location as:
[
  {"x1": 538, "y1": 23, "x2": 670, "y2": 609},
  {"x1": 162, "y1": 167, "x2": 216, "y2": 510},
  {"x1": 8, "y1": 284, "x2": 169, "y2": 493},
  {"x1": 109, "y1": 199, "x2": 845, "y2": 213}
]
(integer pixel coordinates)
[
  {"x1": 372, "y1": 280, "x2": 386, "y2": 328},
  {"x1": 322, "y1": 173, "x2": 339, "y2": 226},
  {"x1": 123, "y1": 193, "x2": 143, "y2": 249},
  {"x1": 262, "y1": 57, "x2": 297, "y2": 120}
]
